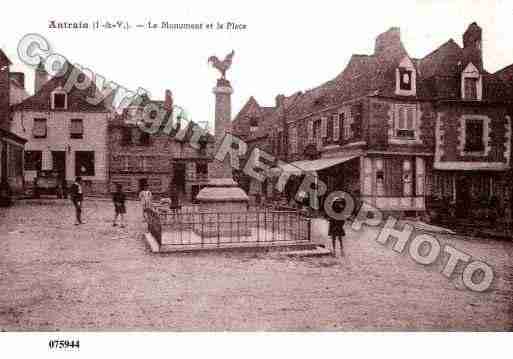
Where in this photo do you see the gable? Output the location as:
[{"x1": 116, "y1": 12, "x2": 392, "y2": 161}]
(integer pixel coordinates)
[{"x1": 463, "y1": 62, "x2": 479, "y2": 75}]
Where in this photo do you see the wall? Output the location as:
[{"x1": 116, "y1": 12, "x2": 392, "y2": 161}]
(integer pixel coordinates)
[
  {"x1": 11, "y1": 110, "x2": 109, "y2": 193},
  {"x1": 435, "y1": 104, "x2": 511, "y2": 170}
]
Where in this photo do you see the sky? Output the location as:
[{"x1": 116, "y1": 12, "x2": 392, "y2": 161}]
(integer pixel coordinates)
[{"x1": 1, "y1": 0, "x2": 513, "y2": 129}]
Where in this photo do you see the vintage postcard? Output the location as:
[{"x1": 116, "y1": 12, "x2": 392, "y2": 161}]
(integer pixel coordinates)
[{"x1": 0, "y1": 0, "x2": 511, "y2": 357}]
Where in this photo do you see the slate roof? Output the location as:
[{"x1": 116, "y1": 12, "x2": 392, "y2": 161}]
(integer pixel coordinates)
[
  {"x1": 236, "y1": 23, "x2": 513, "y2": 136},
  {"x1": 111, "y1": 97, "x2": 215, "y2": 143},
  {"x1": 277, "y1": 24, "x2": 512, "y2": 124},
  {"x1": 12, "y1": 61, "x2": 109, "y2": 112}
]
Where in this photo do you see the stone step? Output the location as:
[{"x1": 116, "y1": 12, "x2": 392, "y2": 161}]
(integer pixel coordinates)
[{"x1": 282, "y1": 245, "x2": 332, "y2": 258}]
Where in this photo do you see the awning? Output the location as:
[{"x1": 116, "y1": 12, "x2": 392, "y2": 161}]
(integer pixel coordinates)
[{"x1": 273, "y1": 155, "x2": 359, "y2": 176}]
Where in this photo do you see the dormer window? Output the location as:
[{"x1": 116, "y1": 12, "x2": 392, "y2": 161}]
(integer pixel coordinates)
[
  {"x1": 399, "y1": 69, "x2": 413, "y2": 91},
  {"x1": 249, "y1": 117, "x2": 258, "y2": 133},
  {"x1": 464, "y1": 77, "x2": 478, "y2": 100},
  {"x1": 52, "y1": 90, "x2": 67, "y2": 110},
  {"x1": 395, "y1": 57, "x2": 416, "y2": 96},
  {"x1": 461, "y1": 63, "x2": 482, "y2": 101}
]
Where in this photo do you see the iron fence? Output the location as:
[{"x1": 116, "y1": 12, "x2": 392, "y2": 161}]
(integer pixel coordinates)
[{"x1": 149, "y1": 208, "x2": 311, "y2": 249}]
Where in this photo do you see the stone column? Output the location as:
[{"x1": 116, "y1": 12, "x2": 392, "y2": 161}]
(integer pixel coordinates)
[
  {"x1": 210, "y1": 78, "x2": 235, "y2": 180},
  {"x1": 195, "y1": 78, "x2": 249, "y2": 212}
]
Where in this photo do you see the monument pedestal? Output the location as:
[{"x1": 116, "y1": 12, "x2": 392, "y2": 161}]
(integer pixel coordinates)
[
  {"x1": 195, "y1": 77, "x2": 250, "y2": 237},
  {"x1": 196, "y1": 178, "x2": 249, "y2": 213}
]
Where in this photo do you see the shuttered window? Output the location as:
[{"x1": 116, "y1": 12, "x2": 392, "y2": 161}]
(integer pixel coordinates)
[
  {"x1": 307, "y1": 120, "x2": 313, "y2": 142},
  {"x1": 321, "y1": 117, "x2": 327, "y2": 137},
  {"x1": 33, "y1": 118, "x2": 47, "y2": 138},
  {"x1": 333, "y1": 113, "x2": 340, "y2": 141},
  {"x1": 70, "y1": 119, "x2": 83, "y2": 139},
  {"x1": 289, "y1": 125, "x2": 298, "y2": 154}
]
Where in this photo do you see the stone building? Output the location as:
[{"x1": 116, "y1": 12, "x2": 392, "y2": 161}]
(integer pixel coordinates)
[
  {"x1": 108, "y1": 91, "x2": 215, "y2": 201},
  {"x1": 231, "y1": 96, "x2": 277, "y2": 203},
  {"x1": 10, "y1": 62, "x2": 111, "y2": 195},
  {"x1": 233, "y1": 23, "x2": 513, "y2": 218},
  {"x1": 0, "y1": 49, "x2": 28, "y2": 205}
]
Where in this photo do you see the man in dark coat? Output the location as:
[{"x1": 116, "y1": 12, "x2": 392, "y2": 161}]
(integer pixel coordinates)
[{"x1": 69, "y1": 177, "x2": 84, "y2": 225}]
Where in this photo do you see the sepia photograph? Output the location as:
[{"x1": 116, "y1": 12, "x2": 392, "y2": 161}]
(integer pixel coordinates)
[{"x1": 0, "y1": 0, "x2": 512, "y2": 357}]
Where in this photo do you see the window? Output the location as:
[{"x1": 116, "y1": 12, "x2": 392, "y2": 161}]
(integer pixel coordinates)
[
  {"x1": 75, "y1": 151, "x2": 95, "y2": 176},
  {"x1": 464, "y1": 78, "x2": 478, "y2": 100},
  {"x1": 465, "y1": 119, "x2": 484, "y2": 152},
  {"x1": 307, "y1": 120, "x2": 313, "y2": 142},
  {"x1": 52, "y1": 92, "x2": 67, "y2": 110},
  {"x1": 332, "y1": 113, "x2": 340, "y2": 141},
  {"x1": 121, "y1": 127, "x2": 132, "y2": 146},
  {"x1": 399, "y1": 69, "x2": 413, "y2": 91},
  {"x1": 395, "y1": 57, "x2": 416, "y2": 96},
  {"x1": 8, "y1": 146, "x2": 23, "y2": 177},
  {"x1": 461, "y1": 63, "x2": 482, "y2": 101},
  {"x1": 249, "y1": 117, "x2": 258, "y2": 133},
  {"x1": 342, "y1": 110, "x2": 352, "y2": 140},
  {"x1": 321, "y1": 116, "x2": 327, "y2": 138},
  {"x1": 70, "y1": 119, "x2": 83, "y2": 139},
  {"x1": 395, "y1": 105, "x2": 416, "y2": 139},
  {"x1": 277, "y1": 131, "x2": 284, "y2": 155},
  {"x1": 313, "y1": 119, "x2": 322, "y2": 150},
  {"x1": 288, "y1": 125, "x2": 298, "y2": 154},
  {"x1": 196, "y1": 162, "x2": 208, "y2": 176},
  {"x1": 24, "y1": 151, "x2": 42, "y2": 171},
  {"x1": 33, "y1": 118, "x2": 47, "y2": 138}
]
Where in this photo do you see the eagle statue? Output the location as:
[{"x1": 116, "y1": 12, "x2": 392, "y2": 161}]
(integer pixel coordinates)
[{"x1": 208, "y1": 50, "x2": 235, "y2": 79}]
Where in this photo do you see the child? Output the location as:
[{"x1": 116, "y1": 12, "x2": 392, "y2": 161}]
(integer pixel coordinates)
[
  {"x1": 112, "y1": 183, "x2": 127, "y2": 227},
  {"x1": 138, "y1": 184, "x2": 153, "y2": 222},
  {"x1": 328, "y1": 197, "x2": 346, "y2": 256},
  {"x1": 70, "y1": 176, "x2": 84, "y2": 225}
]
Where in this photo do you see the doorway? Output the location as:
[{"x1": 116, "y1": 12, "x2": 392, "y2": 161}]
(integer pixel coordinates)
[
  {"x1": 138, "y1": 178, "x2": 148, "y2": 192},
  {"x1": 455, "y1": 175, "x2": 471, "y2": 217},
  {"x1": 52, "y1": 151, "x2": 66, "y2": 196},
  {"x1": 173, "y1": 162, "x2": 186, "y2": 194}
]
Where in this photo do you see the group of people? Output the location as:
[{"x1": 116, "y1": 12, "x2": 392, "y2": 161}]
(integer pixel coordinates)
[{"x1": 68, "y1": 177, "x2": 154, "y2": 227}]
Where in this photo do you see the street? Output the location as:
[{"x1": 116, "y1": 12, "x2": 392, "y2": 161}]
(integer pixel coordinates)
[{"x1": 1, "y1": 199, "x2": 512, "y2": 330}]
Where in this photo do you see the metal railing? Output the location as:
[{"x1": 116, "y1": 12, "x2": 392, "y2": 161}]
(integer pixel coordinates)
[{"x1": 148, "y1": 208, "x2": 311, "y2": 249}]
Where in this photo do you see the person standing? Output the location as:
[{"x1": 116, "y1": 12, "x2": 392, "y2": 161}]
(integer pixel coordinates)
[
  {"x1": 112, "y1": 183, "x2": 127, "y2": 228},
  {"x1": 69, "y1": 177, "x2": 84, "y2": 225},
  {"x1": 328, "y1": 197, "x2": 346, "y2": 256},
  {"x1": 138, "y1": 184, "x2": 153, "y2": 222}
]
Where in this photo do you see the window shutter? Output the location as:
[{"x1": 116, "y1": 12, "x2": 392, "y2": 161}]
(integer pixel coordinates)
[
  {"x1": 70, "y1": 119, "x2": 83, "y2": 135},
  {"x1": 333, "y1": 114, "x2": 340, "y2": 141},
  {"x1": 321, "y1": 116, "x2": 327, "y2": 137},
  {"x1": 307, "y1": 120, "x2": 313, "y2": 142},
  {"x1": 406, "y1": 108, "x2": 414, "y2": 130}
]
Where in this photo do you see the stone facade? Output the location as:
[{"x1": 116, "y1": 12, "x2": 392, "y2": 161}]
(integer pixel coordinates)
[
  {"x1": 233, "y1": 22, "x2": 513, "y2": 217},
  {"x1": 108, "y1": 98, "x2": 215, "y2": 201}
]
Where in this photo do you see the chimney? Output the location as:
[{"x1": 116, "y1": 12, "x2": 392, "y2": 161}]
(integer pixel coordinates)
[
  {"x1": 164, "y1": 89, "x2": 173, "y2": 111},
  {"x1": 463, "y1": 22, "x2": 483, "y2": 69},
  {"x1": 9, "y1": 72, "x2": 25, "y2": 89},
  {"x1": 275, "y1": 94, "x2": 285, "y2": 108},
  {"x1": 34, "y1": 62, "x2": 48, "y2": 94},
  {"x1": 374, "y1": 27, "x2": 401, "y2": 56}
]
